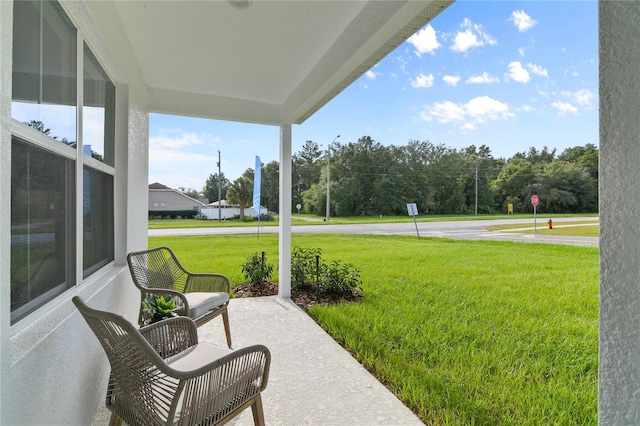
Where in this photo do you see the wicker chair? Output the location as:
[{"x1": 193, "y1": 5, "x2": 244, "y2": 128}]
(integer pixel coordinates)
[
  {"x1": 72, "y1": 296, "x2": 270, "y2": 426},
  {"x1": 127, "y1": 246, "x2": 232, "y2": 347}
]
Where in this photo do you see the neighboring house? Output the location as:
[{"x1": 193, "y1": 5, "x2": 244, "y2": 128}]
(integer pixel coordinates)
[
  {"x1": 148, "y1": 182, "x2": 207, "y2": 213},
  {"x1": 0, "y1": 1, "x2": 637, "y2": 424},
  {"x1": 201, "y1": 200, "x2": 268, "y2": 220}
]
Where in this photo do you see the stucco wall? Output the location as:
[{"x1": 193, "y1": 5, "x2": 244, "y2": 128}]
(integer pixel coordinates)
[
  {"x1": 0, "y1": 0, "x2": 13, "y2": 419},
  {"x1": 599, "y1": 1, "x2": 640, "y2": 423},
  {"x1": 1, "y1": 1, "x2": 150, "y2": 424}
]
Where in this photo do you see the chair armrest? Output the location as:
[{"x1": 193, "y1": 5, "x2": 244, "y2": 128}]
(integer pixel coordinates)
[
  {"x1": 185, "y1": 273, "x2": 231, "y2": 294},
  {"x1": 168, "y1": 345, "x2": 271, "y2": 424},
  {"x1": 140, "y1": 316, "x2": 199, "y2": 359}
]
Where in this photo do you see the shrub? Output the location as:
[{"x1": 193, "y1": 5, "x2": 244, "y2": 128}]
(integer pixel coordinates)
[
  {"x1": 290, "y1": 246, "x2": 362, "y2": 296},
  {"x1": 241, "y1": 251, "x2": 274, "y2": 286},
  {"x1": 291, "y1": 247, "x2": 322, "y2": 290},
  {"x1": 318, "y1": 260, "x2": 362, "y2": 295},
  {"x1": 259, "y1": 213, "x2": 275, "y2": 221},
  {"x1": 148, "y1": 210, "x2": 198, "y2": 219}
]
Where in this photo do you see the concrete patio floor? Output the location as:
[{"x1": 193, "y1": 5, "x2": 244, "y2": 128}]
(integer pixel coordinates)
[{"x1": 93, "y1": 296, "x2": 423, "y2": 425}]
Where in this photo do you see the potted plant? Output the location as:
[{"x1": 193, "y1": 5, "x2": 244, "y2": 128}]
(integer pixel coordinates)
[{"x1": 141, "y1": 295, "x2": 179, "y2": 325}]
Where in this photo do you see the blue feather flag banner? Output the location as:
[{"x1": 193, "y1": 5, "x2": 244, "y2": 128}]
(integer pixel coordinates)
[{"x1": 253, "y1": 155, "x2": 261, "y2": 211}]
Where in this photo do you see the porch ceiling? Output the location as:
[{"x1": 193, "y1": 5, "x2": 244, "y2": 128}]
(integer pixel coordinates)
[{"x1": 108, "y1": 0, "x2": 452, "y2": 125}]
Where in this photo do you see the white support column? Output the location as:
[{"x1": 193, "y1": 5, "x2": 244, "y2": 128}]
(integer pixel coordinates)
[
  {"x1": 278, "y1": 124, "x2": 292, "y2": 298},
  {"x1": 599, "y1": 1, "x2": 640, "y2": 423}
]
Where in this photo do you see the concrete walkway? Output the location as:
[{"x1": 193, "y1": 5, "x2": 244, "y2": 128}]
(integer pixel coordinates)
[
  {"x1": 93, "y1": 296, "x2": 423, "y2": 425},
  {"x1": 202, "y1": 297, "x2": 423, "y2": 425}
]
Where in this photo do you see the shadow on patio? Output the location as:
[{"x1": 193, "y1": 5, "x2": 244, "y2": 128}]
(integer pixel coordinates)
[{"x1": 93, "y1": 296, "x2": 423, "y2": 425}]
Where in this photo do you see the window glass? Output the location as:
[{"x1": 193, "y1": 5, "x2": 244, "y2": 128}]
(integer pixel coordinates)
[
  {"x1": 83, "y1": 166, "x2": 114, "y2": 277},
  {"x1": 10, "y1": 0, "x2": 117, "y2": 324},
  {"x1": 83, "y1": 44, "x2": 116, "y2": 166},
  {"x1": 11, "y1": 137, "x2": 76, "y2": 324},
  {"x1": 12, "y1": 0, "x2": 77, "y2": 145}
]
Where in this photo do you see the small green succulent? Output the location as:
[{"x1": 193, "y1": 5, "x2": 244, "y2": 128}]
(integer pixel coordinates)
[{"x1": 142, "y1": 295, "x2": 179, "y2": 324}]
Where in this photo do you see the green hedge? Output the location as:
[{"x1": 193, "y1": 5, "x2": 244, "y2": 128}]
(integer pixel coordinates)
[{"x1": 149, "y1": 210, "x2": 199, "y2": 219}]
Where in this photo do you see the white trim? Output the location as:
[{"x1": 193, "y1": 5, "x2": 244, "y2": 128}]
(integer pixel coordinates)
[
  {"x1": 11, "y1": 119, "x2": 77, "y2": 159},
  {"x1": 76, "y1": 32, "x2": 85, "y2": 288}
]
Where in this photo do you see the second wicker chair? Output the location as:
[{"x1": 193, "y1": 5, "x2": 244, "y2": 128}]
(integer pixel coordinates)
[{"x1": 127, "y1": 246, "x2": 232, "y2": 347}]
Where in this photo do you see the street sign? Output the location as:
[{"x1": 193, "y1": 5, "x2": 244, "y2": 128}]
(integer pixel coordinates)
[
  {"x1": 531, "y1": 195, "x2": 539, "y2": 207},
  {"x1": 406, "y1": 203, "x2": 420, "y2": 239}
]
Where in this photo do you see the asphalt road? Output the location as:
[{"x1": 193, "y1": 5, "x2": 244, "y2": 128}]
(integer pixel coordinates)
[{"x1": 149, "y1": 217, "x2": 598, "y2": 247}]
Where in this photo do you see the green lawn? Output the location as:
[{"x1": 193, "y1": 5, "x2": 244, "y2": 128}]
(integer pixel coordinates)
[{"x1": 149, "y1": 234, "x2": 598, "y2": 425}]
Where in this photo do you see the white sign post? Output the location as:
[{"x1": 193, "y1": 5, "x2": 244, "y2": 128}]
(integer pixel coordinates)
[
  {"x1": 407, "y1": 203, "x2": 420, "y2": 239},
  {"x1": 531, "y1": 195, "x2": 539, "y2": 234},
  {"x1": 296, "y1": 203, "x2": 301, "y2": 220}
]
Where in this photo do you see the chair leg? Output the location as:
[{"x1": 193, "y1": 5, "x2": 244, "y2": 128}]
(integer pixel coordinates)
[
  {"x1": 108, "y1": 412, "x2": 122, "y2": 426},
  {"x1": 222, "y1": 309, "x2": 232, "y2": 348},
  {"x1": 251, "y1": 394, "x2": 265, "y2": 426}
]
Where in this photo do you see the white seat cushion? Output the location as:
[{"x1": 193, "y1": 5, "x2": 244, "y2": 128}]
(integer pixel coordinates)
[
  {"x1": 166, "y1": 342, "x2": 232, "y2": 372},
  {"x1": 184, "y1": 292, "x2": 229, "y2": 319}
]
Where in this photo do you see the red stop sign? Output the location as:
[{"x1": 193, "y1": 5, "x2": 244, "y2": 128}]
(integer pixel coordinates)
[{"x1": 531, "y1": 195, "x2": 539, "y2": 206}]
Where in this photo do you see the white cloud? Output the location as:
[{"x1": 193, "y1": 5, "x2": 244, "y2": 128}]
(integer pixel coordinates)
[
  {"x1": 366, "y1": 70, "x2": 377, "y2": 80},
  {"x1": 505, "y1": 61, "x2": 530, "y2": 83},
  {"x1": 149, "y1": 131, "x2": 217, "y2": 165},
  {"x1": 420, "y1": 100, "x2": 466, "y2": 123},
  {"x1": 419, "y1": 96, "x2": 514, "y2": 132},
  {"x1": 520, "y1": 105, "x2": 536, "y2": 112},
  {"x1": 510, "y1": 10, "x2": 537, "y2": 32},
  {"x1": 407, "y1": 25, "x2": 441, "y2": 56},
  {"x1": 518, "y1": 47, "x2": 526, "y2": 57},
  {"x1": 450, "y1": 18, "x2": 497, "y2": 53},
  {"x1": 150, "y1": 131, "x2": 208, "y2": 150},
  {"x1": 561, "y1": 89, "x2": 596, "y2": 107},
  {"x1": 411, "y1": 73, "x2": 435, "y2": 88},
  {"x1": 443, "y1": 75, "x2": 461, "y2": 86},
  {"x1": 526, "y1": 62, "x2": 548, "y2": 77},
  {"x1": 466, "y1": 72, "x2": 500, "y2": 84},
  {"x1": 396, "y1": 55, "x2": 409, "y2": 75},
  {"x1": 465, "y1": 96, "x2": 514, "y2": 122},
  {"x1": 551, "y1": 101, "x2": 578, "y2": 116}
]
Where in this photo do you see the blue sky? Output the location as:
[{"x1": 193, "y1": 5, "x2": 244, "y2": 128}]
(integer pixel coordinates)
[{"x1": 149, "y1": 1, "x2": 598, "y2": 191}]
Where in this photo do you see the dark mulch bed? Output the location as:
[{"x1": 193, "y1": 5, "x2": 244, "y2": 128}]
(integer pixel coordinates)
[{"x1": 233, "y1": 282, "x2": 362, "y2": 312}]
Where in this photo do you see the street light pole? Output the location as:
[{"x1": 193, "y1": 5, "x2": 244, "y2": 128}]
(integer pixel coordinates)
[{"x1": 326, "y1": 135, "x2": 340, "y2": 222}]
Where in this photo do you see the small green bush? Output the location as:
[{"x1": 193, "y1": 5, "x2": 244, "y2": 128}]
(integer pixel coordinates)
[
  {"x1": 241, "y1": 252, "x2": 274, "y2": 286},
  {"x1": 291, "y1": 247, "x2": 322, "y2": 290},
  {"x1": 290, "y1": 246, "x2": 362, "y2": 296},
  {"x1": 318, "y1": 260, "x2": 362, "y2": 294}
]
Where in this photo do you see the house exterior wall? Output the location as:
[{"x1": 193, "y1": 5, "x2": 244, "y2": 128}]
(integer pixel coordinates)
[
  {"x1": 599, "y1": 1, "x2": 640, "y2": 422},
  {"x1": 0, "y1": 1, "x2": 149, "y2": 424},
  {"x1": 0, "y1": 0, "x2": 13, "y2": 418},
  {"x1": 200, "y1": 205, "x2": 267, "y2": 220},
  {"x1": 149, "y1": 189, "x2": 204, "y2": 212}
]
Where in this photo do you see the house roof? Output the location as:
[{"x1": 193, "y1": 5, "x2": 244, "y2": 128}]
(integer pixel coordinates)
[
  {"x1": 90, "y1": 0, "x2": 452, "y2": 126},
  {"x1": 149, "y1": 182, "x2": 171, "y2": 190}
]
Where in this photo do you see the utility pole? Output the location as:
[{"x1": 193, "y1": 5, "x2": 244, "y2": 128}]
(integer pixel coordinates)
[
  {"x1": 218, "y1": 150, "x2": 222, "y2": 221},
  {"x1": 326, "y1": 135, "x2": 340, "y2": 222},
  {"x1": 475, "y1": 165, "x2": 478, "y2": 216}
]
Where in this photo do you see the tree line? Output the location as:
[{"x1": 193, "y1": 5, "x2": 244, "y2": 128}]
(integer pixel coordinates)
[{"x1": 194, "y1": 137, "x2": 598, "y2": 217}]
